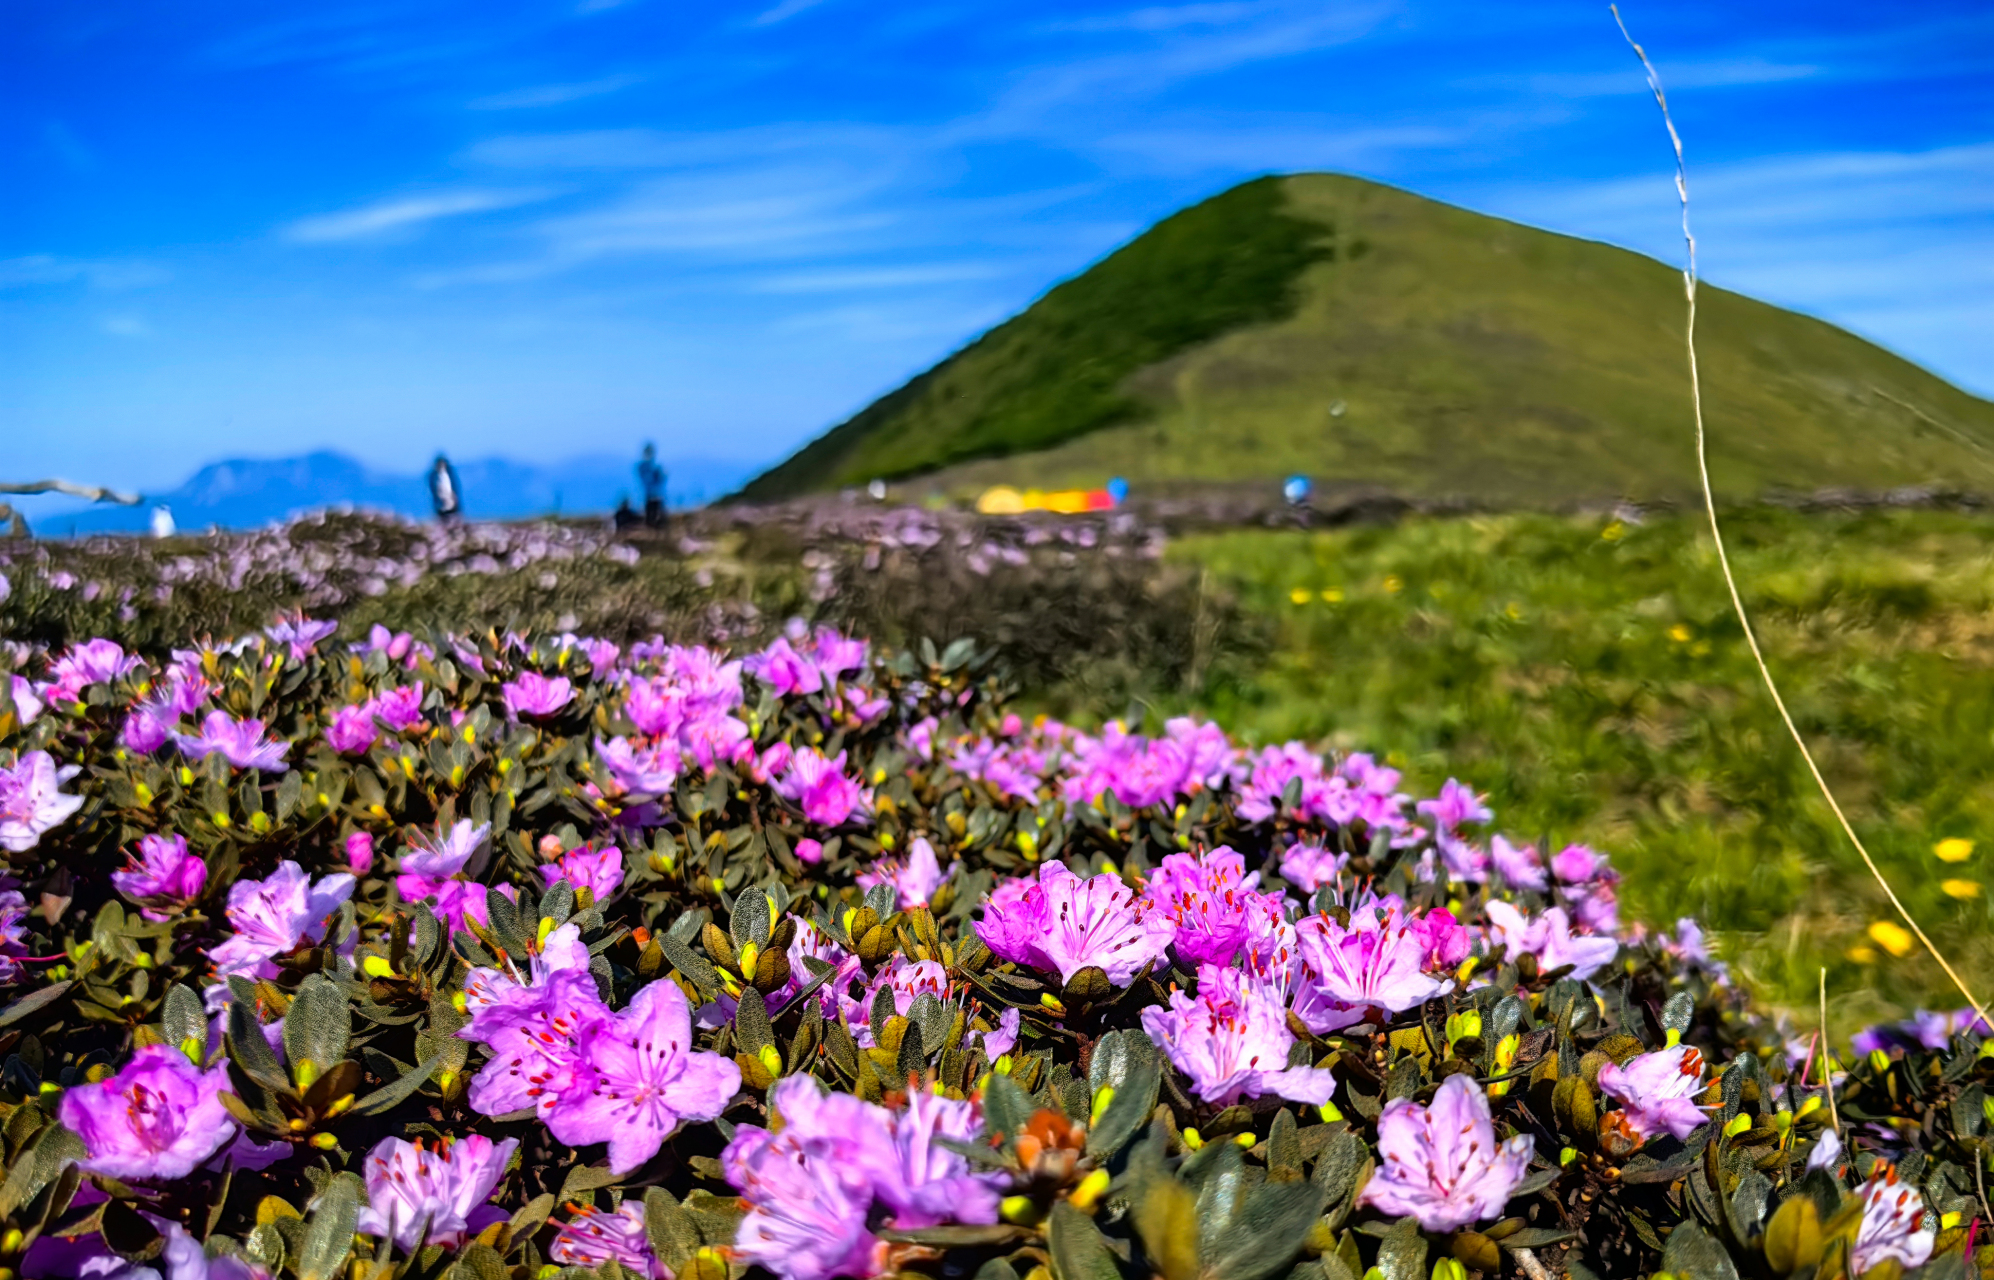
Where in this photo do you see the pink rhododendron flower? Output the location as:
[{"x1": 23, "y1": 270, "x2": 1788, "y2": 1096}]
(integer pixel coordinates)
[
  {"x1": 264, "y1": 616, "x2": 338, "y2": 659},
  {"x1": 1141, "y1": 965, "x2": 1336, "y2": 1105},
  {"x1": 847, "y1": 956, "x2": 950, "y2": 1048},
  {"x1": 1290, "y1": 906, "x2": 1453, "y2": 1034},
  {"x1": 0, "y1": 893, "x2": 32, "y2": 985},
  {"x1": 774, "y1": 748, "x2": 869, "y2": 827},
  {"x1": 596, "y1": 736, "x2": 680, "y2": 796},
  {"x1": 0, "y1": 750, "x2": 85, "y2": 852},
  {"x1": 1143, "y1": 847, "x2": 1280, "y2": 969},
  {"x1": 111, "y1": 833, "x2": 208, "y2": 922},
  {"x1": 1850, "y1": 1163, "x2": 1935, "y2": 1274},
  {"x1": 724, "y1": 1075, "x2": 1005, "y2": 1280},
  {"x1": 1551, "y1": 842, "x2": 1605, "y2": 882},
  {"x1": 1406, "y1": 907, "x2": 1472, "y2": 972},
  {"x1": 429, "y1": 881, "x2": 491, "y2": 936},
  {"x1": 725, "y1": 1111, "x2": 883, "y2": 1280},
  {"x1": 551, "y1": 979, "x2": 742, "y2": 1174},
  {"x1": 539, "y1": 844, "x2": 624, "y2": 903},
  {"x1": 41, "y1": 639, "x2": 140, "y2": 703},
  {"x1": 355, "y1": 1134, "x2": 517, "y2": 1252},
  {"x1": 346, "y1": 831, "x2": 375, "y2": 875},
  {"x1": 1357, "y1": 1073, "x2": 1534, "y2": 1232},
  {"x1": 1280, "y1": 843, "x2": 1347, "y2": 893},
  {"x1": 60, "y1": 1045, "x2": 241, "y2": 1181},
  {"x1": 121, "y1": 702, "x2": 177, "y2": 755},
  {"x1": 1027, "y1": 861, "x2": 1175, "y2": 987},
  {"x1": 500, "y1": 671, "x2": 573, "y2": 719},
  {"x1": 7, "y1": 675, "x2": 43, "y2": 727},
  {"x1": 746, "y1": 636, "x2": 823, "y2": 696},
  {"x1": 1489, "y1": 835, "x2": 1548, "y2": 890},
  {"x1": 856, "y1": 836, "x2": 949, "y2": 910},
  {"x1": 462, "y1": 969, "x2": 613, "y2": 1124},
  {"x1": 1484, "y1": 901, "x2": 1619, "y2": 981},
  {"x1": 325, "y1": 703, "x2": 379, "y2": 755},
  {"x1": 1597, "y1": 1045, "x2": 1712, "y2": 1145},
  {"x1": 208, "y1": 862, "x2": 356, "y2": 983},
  {"x1": 793, "y1": 836, "x2": 823, "y2": 864},
  {"x1": 371, "y1": 683, "x2": 426, "y2": 731},
  {"x1": 1418, "y1": 778, "x2": 1493, "y2": 832},
  {"x1": 176, "y1": 710, "x2": 289, "y2": 772},
  {"x1": 974, "y1": 874, "x2": 1054, "y2": 972},
  {"x1": 906, "y1": 715, "x2": 938, "y2": 759},
  {"x1": 550, "y1": 1204, "x2": 668, "y2": 1278},
  {"x1": 396, "y1": 820, "x2": 489, "y2": 899},
  {"x1": 874, "y1": 1086, "x2": 1007, "y2": 1229}
]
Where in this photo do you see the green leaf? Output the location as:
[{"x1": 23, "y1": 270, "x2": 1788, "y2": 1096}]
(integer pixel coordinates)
[
  {"x1": 1659, "y1": 1221, "x2": 1741, "y2": 1280},
  {"x1": 297, "y1": 1171, "x2": 363, "y2": 1280},
  {"x1": 560, "y1": 1162, "x2": 622, "y2": 1198},
  {"x1": 352, "y1": 1051, "x2": 441, "y2": 1116},
  {"x1": 282, "y1": 974, "x2": 351, "y2": 1079},
  {"x1": 1265, "y1": 1107, "x2": 1302, "y2": 1181},
  {"x1": 162, "y1": 983, "x2": 206, "y2": 1051},
  {"x1": 1132, "y1": 1170, "x2": 1200, "y2": 1280},
  {"x1": 1203, "y1": 1180, "x2": 1325, "y2": 1280},
  {"x1": 654, "y1": 929, "x2": 722, "y2": 999},
  {"x1": 1192, "y1": 1140, "x2": 1247, "y2": 1250},
  {"x1": 981, "y1": 1071, "x2": 1036, "y2": 1148},
  {"x1": 227, "y1": 1002, "x2": 292, "y2": 1094},
  {"x1": 729, "y1": 886, "x2": 771, "y2": 946},
  {"x1": 1047, "y1": 1200, "x2": 1124, "y2": 1280},
  {"x1": 0, "y1": 980, "x2": 73, "y2": 1028},
  {"x1": 1085, "y1": 1051, "x2": 1159, "y2": 1161},
  {"x1": 645, "y1": 1187, "x2": 701, "y2": 1272},
  {"x1": 734, "y1": 985, "x2": 774, "y2": 1055},
  {"x1": 1370, "y1": 1217, "x2": 1427, "y2": 1280}
]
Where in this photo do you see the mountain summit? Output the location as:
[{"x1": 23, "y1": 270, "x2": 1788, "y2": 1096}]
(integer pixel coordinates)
[{"x1": 742, "y1": 173, "x2": 1994, "y2": 505}]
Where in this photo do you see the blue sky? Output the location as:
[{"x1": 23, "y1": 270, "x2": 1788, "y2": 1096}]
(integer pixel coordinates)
[{"x1": 5, "y1": 0, "x2": 1991, "y2": 501}]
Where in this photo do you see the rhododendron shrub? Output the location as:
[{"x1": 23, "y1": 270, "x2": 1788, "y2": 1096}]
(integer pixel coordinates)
[{"x1": 0, "y1": 613, "x2": 1982, "y2": 1280}]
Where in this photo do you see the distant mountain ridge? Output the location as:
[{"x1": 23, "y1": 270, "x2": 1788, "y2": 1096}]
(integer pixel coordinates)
[
  {"x1": 43, "y1": 451, "x2": 758, "y2": 536},
  {"x1": 743, "y1": 172, "x2": 1994, "y2": 505}
]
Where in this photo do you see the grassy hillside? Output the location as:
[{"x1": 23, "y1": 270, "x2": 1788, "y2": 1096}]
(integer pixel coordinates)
[{"x1": 744, "y1": 173, "x2": 1994, "y2": 504}]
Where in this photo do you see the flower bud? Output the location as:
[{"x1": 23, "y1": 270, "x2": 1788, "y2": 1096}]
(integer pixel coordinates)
[
  {"x1": 1445, "y1": 1009, "x2": 1482, "y2": 1046},
  {"x1": 1039, "y1": 993, "x2": 1066, "y2": 1016},
  {"x1": 1180, "y1": 1127, "x2": 1204, "y2": 1151},
  {"x1": 758, "y1": 1044, "x2": 783, "y2": 1077},
  {"x1": 1559, "y1": 1147, "x2": 1578, "y2": 1166},
  {"x1": 536, "y1": 916, "x2": 556, "y2": 948},
  {"x1": 1432, "y1": 1259, "x2": 1468, "y2": 1280},
  {"x1": 1000, "y1": 1196, "x2": 1039, "y2": 1225},
  {"x1": 310, "y1": 1132, "x2": 338, "y2": 1149},
  {"x1": 361, "y1": 955, "x2": 394, "y2": 979},
  {"x1": 1233, "y1": 1131, "x2": 1256, "y2": 1148},
  {"x1": 2, "y1": 1227, "x2": 24, "y2": 1253},
  {"x1": 1318, "y1": 1101, "x2": 1343, "y2": 1123},
  {"x1": 1068, "y1": 1169, "x2": 1111, "y2": 1212},
  {"x1": 180, "y1": 1036, "x2": 204, "y2": 1065},
  {"x1": 451, "y1": 990, "x2": 468, "y2": 1014},
  {"x1": 1089, "y1": 1086, "x2": 1115, "y2": 1125},
  {"x1": 345, "y1": 831, "x2": 375, "y2": 875},
  {"x1": 1868, "y1": 1048, "x2": 1892, "y2": 1074},
  {"x1": 1723, "y1": 1114, "x2": 1751, "y2": 1138},
  {"x1": 295, "y1": 1059, "x2": 321, "y2": 1089},
  {"x1": 1796, "y1": 1095, "x2": 1823, "y2": 1120}
]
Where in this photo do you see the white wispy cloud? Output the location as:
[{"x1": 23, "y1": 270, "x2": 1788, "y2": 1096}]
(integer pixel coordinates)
[
  {"x1": 468, "y1": 75, "x2": 642, "y2": 110},
  {"x1": 281, "y1": 189, "x2": 556, "y2": 242},
  {"x1": 0, "y1": 255, "x2": 171, "y2": 290},
  {"x1": 753, "y1": 0, "x2": 828, "y2": 26},
  {"x1": 1523, "y1": 57, "x2": 1821, "y2": 98},
  {"x1": 752, "y1": 263, "x2": 1005, "y2": 293},
  {"x1": 100, "y1": 314, "x2": 153, "y2": 338}
]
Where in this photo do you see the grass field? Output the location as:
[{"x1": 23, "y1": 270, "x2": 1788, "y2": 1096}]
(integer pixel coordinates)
[{"x1": 1141, "y1": 505, "x2": 1994, "y2": 1027}]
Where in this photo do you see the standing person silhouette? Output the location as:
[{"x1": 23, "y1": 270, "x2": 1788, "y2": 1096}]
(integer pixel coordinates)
[
  {"x1": 429, "y1": 454, "x2": 463, "y2": 524},
  {"x1": 637, "y1": 443, "x2": 667, "y2": 527}
]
